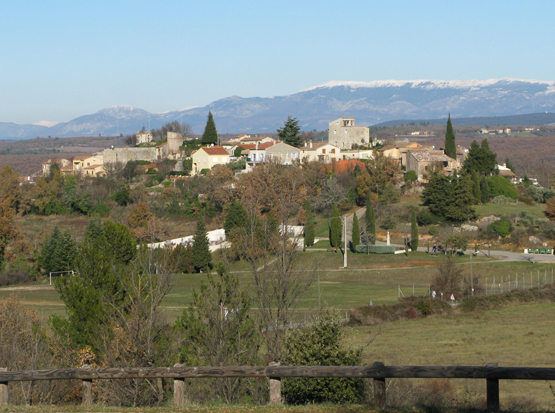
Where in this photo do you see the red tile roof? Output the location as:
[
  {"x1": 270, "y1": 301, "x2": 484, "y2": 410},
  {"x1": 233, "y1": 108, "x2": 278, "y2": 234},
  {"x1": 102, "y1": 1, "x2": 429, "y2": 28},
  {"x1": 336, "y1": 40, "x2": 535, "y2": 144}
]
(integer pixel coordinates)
[{"x1": 201, "y1": 146, "x2": 229, "y2": 155}]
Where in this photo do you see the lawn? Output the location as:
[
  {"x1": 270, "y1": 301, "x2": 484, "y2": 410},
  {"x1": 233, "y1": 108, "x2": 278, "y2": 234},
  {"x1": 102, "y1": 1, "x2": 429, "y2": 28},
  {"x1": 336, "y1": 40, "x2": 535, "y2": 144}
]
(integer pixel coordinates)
[
  {"x1": 475, "y1": 202, "x2": 545, "y2": 219},
  {"x1": 5, "y1": 251, "x2": 553, "y2": 322},
  {"x1": 345, "y1": 302, "x2": 555, "y2": 409}
]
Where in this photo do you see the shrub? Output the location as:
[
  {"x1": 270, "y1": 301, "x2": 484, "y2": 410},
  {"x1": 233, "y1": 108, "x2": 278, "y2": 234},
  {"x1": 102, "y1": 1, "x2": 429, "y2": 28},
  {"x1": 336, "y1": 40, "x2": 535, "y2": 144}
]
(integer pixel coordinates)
[
  {"x1": 282, "y1": 311, "x2": 363, "y2": 404},
  {"x1": 428, "y1": 225, "x2": 438, "y2": 235},
  {"x1": 488, "y1": 218, "x2": 511, "y2": 237},
  {"x1": 416, "y1": 301, "x2": 432, "y2": 317},
  {"x1": 417, "y1": 210, "x2": 439, "y2": 226},
  {"x1": 380, "y1": 216, "x2": 396, "y2": 230},
  {"x1": 0, "y1": 271, "x2": 34, "y2": 286},
  {"x1": 488, "y1": 175, "x2": 518, "y2": 199}
]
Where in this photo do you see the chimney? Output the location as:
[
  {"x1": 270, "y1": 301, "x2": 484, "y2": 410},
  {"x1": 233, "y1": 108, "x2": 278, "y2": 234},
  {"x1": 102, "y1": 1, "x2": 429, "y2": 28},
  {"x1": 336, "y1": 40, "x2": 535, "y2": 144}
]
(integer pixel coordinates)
[
  {"x1": 310, "y1": 141, "x2": 313, "y2": 149},
  {"x1": 304, "y1": 142, "x2": 307, "y2": 147},
  {"x1": 256, "y1": 142, "x2": 259, "y2": 150}
]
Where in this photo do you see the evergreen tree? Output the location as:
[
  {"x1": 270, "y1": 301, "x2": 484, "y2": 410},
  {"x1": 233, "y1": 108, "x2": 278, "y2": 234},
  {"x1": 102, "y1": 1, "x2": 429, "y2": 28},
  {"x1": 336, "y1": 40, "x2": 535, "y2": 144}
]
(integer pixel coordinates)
[
  {"x1": 365, "y1": 191, "x2": 376, "y2": 245},
  {"x1": 51, "y1": 220, "x2": 137, "y2": 351},
  {"x1": 505, "y1": 157, "x2": 515, "y2": 172},
  {"x1": 471, "y1": 171, "x2": 482, "y2": 204},
  {"x1": 192, "y1": 218, "x2": 212, "y2": 272},
  {"x1": 304, "y1": 200, "x2": 315, "y2": 248},
  {"x1": 351, "y1": 212, "x2": 360, "y2": 251},
  {"x1": 463, "y1": 139, "x2": 497, "y2": 175},
  {"x1": 444, "y1": 114, "x2": 457, "y2": 159},
  {"x1": 277, "y1": 116, "x2": 302, "y2": 147},
  {"x1": 329, "y1": 204, "x2": 342, "y2": 249},
  {"x1": 480, "y1": 139, "x2": 497, "y2": 174},
  {"x1": 201, "y1": 111, "x2": 218, "y2": 145},
  {"x1": 410, "y1": 210, "x2": 419, "y2": 251},
  {"x1": 84, "y1": 218, "x2": 103, "y2": 244},
  {"x1": 422, "y1": 173, "x2": 452, "y2": 218},
  {"x1": 40, "y1": 225, "x2": 61, "y2": 272},
  {"x1": 223, "y1": 201, "x2": 248, "y2": 237},
  {"x1": 174, "y1": 263, "x2": 259, "y2": 402},
  {"x1": 444, "y1": 175, "x2": 477, "y2": 223},
  {"x1": 51, "y1": 229, "x2": 77, "y2": 272},
  {"x1": 480, "y1": 176, "x2": 490, "y2": 203}
]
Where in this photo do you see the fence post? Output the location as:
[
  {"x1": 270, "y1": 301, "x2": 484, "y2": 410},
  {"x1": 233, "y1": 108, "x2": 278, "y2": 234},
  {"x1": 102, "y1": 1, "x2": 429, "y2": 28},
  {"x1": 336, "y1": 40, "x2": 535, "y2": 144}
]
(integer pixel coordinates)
[
  {"x1": 81, "y1": 364, "x2": 92, "y2": 406},
  {"x1": 373, "y1": 361, "x2": 386, "y2": 408},
  {"x1": 269, "y1": 362, "x2": 282, "y2": 405},
  {"x1": 0, "y1": 368, "x2": 7, "y2": 406},
  {"x1": 486, "y1": 362, "x2": 499, "y2": 413},
  {"x1": 173, "y1": 363, "x2": 186, "y2": 407}
]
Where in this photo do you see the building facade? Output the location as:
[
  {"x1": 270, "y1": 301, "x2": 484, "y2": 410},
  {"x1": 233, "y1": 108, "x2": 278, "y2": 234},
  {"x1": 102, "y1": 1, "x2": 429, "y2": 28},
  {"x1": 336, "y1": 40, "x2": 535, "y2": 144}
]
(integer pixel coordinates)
[{"x1": 328, "y1": 117, "x2": 371, "y2": 149}]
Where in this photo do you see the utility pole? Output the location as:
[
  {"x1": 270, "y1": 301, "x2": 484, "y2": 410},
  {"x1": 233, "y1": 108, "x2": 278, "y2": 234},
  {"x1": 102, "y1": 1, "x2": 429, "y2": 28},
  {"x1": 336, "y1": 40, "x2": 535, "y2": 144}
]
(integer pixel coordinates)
[{"x1": 470, "y1": 253, "x2": 474, "y2": 296}]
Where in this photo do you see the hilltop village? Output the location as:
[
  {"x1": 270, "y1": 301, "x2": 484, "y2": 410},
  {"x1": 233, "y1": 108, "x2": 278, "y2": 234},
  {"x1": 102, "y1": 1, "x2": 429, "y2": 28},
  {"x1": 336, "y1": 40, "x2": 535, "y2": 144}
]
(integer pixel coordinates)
[{"x1": 40, "y1": 116, "x2": 519, "y2": 184}]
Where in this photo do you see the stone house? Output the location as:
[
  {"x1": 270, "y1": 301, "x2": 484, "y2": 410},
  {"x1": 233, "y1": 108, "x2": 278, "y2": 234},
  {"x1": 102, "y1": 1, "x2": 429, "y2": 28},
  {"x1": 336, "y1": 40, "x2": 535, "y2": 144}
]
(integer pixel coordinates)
[
  {"x1": 136, "y1": 131, "x2": 153, "y2": 144},
  {"x1": 191, "y1": 146, "x2": 230, "y2": 175},
  {"x1": 42, "y1": 158, "x2": 71, "y2": 176},
  {"x1": 406, "y1": 149, "x2": 459, "y2": 180},
  {"x1": 328, "y1": 117, "x2": 371, "y2": 149}
]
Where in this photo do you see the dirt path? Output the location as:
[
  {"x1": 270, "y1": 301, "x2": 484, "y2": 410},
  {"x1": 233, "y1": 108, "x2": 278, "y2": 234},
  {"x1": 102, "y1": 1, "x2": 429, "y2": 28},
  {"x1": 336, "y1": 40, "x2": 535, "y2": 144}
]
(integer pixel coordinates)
[{"x1": 0, "y1": 284, "x2": 55, "y2": 291}]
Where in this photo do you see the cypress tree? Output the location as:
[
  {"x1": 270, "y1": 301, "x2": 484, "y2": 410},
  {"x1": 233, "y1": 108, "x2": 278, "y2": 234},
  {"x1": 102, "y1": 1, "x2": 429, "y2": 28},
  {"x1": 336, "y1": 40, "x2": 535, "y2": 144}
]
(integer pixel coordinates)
[
  {"x1": 444, "y1": 114, "x2": 457, "y2": 159},
  {"x1": 351, "y1": 212, "x2": 360, "y2": 251},
  {"x1": 192, "y1": 218, "x2": 212, "y2": 272},
  {"x1": 277, "y1": 116, "x2": 302, "y2": 147},
  {"x1": 223, "y1": 201, "x2": 248, "y2": 237},
  {"x1": 410, "y1": 210, "x2": 419, "y2": 252},
  {"x1": 201, "y1": 111, "x2": 218, "y2": 145},
  {"x1": 304, "y1": 200, "x2": 315, "y2": 248},
  {"x1": 329, "y1": 204, "x2": 342, "y2": 249},
  {"x1": 365, "y1": 191, "x2": 376, "y2": 245}
]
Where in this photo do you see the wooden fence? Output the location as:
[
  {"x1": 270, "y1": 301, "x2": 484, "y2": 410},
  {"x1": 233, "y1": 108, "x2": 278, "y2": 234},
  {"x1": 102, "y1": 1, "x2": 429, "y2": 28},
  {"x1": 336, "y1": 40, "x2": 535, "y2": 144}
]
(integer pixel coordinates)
[{"x1": 1, "y1": 362, "x2": 555, "y2": 411}]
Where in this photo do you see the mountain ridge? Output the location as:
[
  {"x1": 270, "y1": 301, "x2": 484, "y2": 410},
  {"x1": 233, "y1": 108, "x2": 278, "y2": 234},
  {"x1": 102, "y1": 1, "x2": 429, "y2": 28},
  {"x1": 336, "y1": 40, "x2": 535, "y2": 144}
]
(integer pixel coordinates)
[{"x1": 3, "y1": 78, "x2": 555, "y2": 139}]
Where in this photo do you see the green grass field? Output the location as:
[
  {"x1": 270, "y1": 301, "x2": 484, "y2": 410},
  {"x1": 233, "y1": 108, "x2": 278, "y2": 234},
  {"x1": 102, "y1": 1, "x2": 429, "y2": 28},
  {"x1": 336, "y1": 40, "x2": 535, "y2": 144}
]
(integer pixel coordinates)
[{"x1": 346, "y1": 302, "x2": 555, "y2": 408}]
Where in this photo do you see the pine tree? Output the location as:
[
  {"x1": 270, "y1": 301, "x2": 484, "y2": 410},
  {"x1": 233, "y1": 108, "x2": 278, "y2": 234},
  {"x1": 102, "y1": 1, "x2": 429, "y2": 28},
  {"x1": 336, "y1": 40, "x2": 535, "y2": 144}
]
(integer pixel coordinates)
[
  {"x1": 471, "y1": 171, "x2": 481, "y2": 204},
  {"x1": 192, "y1": 218, "x2": 212, "y2": 272},
  {"x1": 480, "y1": 176, "x2": 490, "y2": 203},
  {"x1": 445, "y1": 175, "x2": 477, "y2": 223},
  {"x1": 51, "y1": 220, "x2": 137, "y2": 350},
  {"x1": 444, "y1": 114, "x2": 457, "y2": 159},
  {"x1": 223, "y1": 201, "x2": 248, "y2": 237},
  {"x1": 277, "y1": 116, "x2": 302, "y2": 147},
  {"x1": 365, "y1": 191, "x2": 376, "y2": 245},
  {"x1": 40, "y1": 225, "x2": 61, "y2": 272},
  {"x1": 329, "y1": 204, "x2": 342, "y2": 249},
  {"x1": 51, "y1": 229, "x2": 77, "y2": 272},
  {"x1": 410, "y1": 210, "x2": 419, "y2": 252},
  {"x1": 351, "y1": 212, "x2": 360, "y2": 251},
  {"x1": 201, "y1": 111, "x2": 218, "y2": 145},
  {"x1": 304, "y1": 200, "x2": 315, "y2": 248}
]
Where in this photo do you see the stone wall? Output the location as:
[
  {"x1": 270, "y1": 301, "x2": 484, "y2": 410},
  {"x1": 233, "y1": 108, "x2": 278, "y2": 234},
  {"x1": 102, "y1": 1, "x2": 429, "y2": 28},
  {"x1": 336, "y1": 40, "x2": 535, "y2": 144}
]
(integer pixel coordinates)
[{"x1": 102, "y1": 147, "x2": 158, "y2": 165}]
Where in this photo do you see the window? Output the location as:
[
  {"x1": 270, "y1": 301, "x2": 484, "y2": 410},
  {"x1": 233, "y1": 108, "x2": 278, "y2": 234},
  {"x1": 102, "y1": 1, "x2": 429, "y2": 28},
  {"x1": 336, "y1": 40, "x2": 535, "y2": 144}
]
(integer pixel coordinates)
[
  {"x1": 322, "y1": 149, "x2": 326, "y2": 154},
  {"x1": 203, "y1": 157, "x2": 206, "y2": 163},
  {"x1": 213, "y1": 157, "x2": 218, "y2": 163},
  {"x1": 334, "y1": 130, "x2": 336, "y2": 135},
  {"x1": 331, "y1": 149, "x2": 335, "y2": 153},
  {"x1": 87, "y1": 162, "x2": 90, "y2": 166}
]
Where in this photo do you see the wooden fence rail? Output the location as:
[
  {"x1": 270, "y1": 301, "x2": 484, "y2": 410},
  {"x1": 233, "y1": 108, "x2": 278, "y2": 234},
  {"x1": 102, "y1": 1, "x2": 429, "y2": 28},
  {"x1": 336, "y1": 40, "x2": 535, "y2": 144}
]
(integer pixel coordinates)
[{"x1": 1, "y1": 363, "x2": 555, "y2": 411}]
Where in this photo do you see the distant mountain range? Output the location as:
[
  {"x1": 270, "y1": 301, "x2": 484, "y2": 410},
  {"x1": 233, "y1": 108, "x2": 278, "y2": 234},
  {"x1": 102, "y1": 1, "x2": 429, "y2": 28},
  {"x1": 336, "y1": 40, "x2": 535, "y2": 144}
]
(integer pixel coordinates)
[
  {"x1": 2, "y1": 78, "x2": 555, "y2": 139},
  {"x1": 374, "y1": 112, "x2": 555, "y2": 127}
]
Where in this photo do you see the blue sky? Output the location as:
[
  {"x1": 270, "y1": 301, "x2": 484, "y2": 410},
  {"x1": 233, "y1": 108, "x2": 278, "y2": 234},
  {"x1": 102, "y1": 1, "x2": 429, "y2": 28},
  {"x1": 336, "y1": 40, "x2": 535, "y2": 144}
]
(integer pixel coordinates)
[{"x1": 2, "y1": 0, "x2": 554, "y2": 124}]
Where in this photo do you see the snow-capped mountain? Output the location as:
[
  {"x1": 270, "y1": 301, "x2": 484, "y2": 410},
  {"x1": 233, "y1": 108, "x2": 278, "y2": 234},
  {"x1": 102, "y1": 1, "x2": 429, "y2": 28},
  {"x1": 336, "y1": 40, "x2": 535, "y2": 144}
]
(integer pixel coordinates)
[{"x1": 2, "y1": 78, "x2": 555, "y2": 139}]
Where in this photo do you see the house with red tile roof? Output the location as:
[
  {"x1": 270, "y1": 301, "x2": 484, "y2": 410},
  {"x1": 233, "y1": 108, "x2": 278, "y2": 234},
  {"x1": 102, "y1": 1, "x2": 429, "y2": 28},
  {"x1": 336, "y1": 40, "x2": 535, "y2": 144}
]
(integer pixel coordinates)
[{"x1": 191, "y1": 146, "x2": 230, "y2": 175}]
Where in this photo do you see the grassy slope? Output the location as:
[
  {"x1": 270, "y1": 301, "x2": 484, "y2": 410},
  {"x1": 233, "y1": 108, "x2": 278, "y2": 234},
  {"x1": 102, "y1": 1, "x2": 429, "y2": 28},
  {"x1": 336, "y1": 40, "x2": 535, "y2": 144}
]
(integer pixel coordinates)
[{"x1": 345, "y1": 302, "x2": 555, "y2": 408}]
